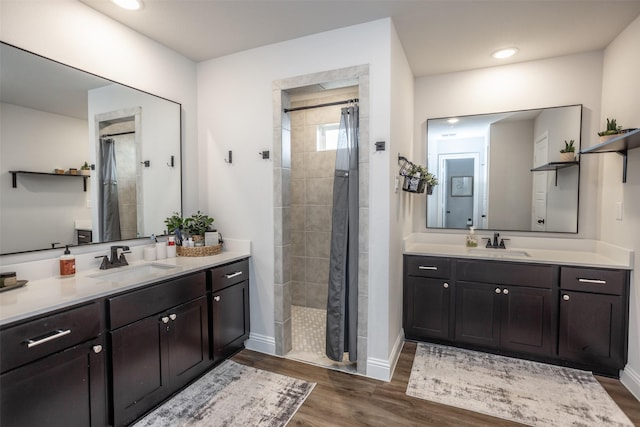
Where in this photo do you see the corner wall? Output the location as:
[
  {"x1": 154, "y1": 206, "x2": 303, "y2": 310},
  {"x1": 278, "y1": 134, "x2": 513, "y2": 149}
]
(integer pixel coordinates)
[{"x1": 598, "y1": 15, "x2": 640, "y2": 399}]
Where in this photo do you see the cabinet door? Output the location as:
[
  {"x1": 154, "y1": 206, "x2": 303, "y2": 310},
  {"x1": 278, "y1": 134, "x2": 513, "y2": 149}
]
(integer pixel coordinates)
[
  {"x1": 559, "y1": 291, "x2": 624, "y2": 372},
  {"x1": 168, "y1": 296, "x2": 211, "y2": 390},
  {"x1": 455, "y1": 281, "x2": 501, "y2": 347},
  {"x1": 111, "y1": 314, "x2": 169, "y2": 427},
  {"x1": 212, "y1": 280, "x2": 250, "y2": 363},
  {"x1": 500, "y1": 286, "x2": 552, "y2": 356},
  {"x1": 0, "y1": 338, "x2": 106, "y2": 427},
  {"x1": 404, "y1": 276, "x2": 450, "y2": 340}
]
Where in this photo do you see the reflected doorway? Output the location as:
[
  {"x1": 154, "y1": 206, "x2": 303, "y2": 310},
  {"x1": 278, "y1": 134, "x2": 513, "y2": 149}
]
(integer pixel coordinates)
[{"x1": 439, "y1": 154, "x2": 481, "y2": 229}]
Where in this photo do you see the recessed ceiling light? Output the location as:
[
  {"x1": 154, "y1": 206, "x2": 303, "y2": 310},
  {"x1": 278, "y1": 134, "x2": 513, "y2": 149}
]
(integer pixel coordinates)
[
  {"x1": 111, "y1": 0, "x2": 143, "y2": 10},
  {"x1": 492, "y1": 48, "x2": 519, "y2": 59},
  {"x1": 447, "y1": 118, "x2": 459, "y2": 124}
]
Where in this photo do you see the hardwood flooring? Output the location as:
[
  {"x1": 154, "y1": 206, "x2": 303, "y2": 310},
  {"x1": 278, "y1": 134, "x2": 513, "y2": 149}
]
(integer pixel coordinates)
[{"x1": 232, "y1": 341, "x2": 640, "y2": 426}]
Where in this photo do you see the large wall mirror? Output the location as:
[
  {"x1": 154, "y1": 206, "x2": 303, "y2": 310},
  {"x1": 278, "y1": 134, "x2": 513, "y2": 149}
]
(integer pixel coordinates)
[
  {"x1": 0, "y1": 42, "x2": 182, "y2": 255},
  {"x1": 426, "y1": 105, "x2": 581, "y2": 233}
]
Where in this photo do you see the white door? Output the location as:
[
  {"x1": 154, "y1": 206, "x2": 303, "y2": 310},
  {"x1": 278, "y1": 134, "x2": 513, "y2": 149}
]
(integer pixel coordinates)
[{"x1": 531, "y1": 132, "x2": 548, "y2": 231}]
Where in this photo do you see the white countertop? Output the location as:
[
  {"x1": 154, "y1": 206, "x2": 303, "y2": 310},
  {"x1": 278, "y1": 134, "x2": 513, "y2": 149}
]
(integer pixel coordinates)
[
  {"x1": 404, "y1": 233, "x2": 634, "y2": 270},
  {"x1": 0, "y1": 249, "x2": 250, "y2": 327}
]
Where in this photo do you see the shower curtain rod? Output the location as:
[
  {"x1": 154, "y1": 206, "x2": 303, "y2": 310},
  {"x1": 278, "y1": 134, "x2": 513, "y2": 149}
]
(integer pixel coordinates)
[
  {"x1": 101, "y1": 131, "x2": 135, "y2": 138},
  {"x1": 283, "y1": 98, "x2": 358, "y2": 113}
]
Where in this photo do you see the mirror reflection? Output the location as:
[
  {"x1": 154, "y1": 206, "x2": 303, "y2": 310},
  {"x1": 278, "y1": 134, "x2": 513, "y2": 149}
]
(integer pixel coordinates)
[
  {"x1": 0, "y1": 43, "x2": 182, "y2": 254},
  {"x1": 426, "y1": 105, "x2": 581, "y2": 233}
]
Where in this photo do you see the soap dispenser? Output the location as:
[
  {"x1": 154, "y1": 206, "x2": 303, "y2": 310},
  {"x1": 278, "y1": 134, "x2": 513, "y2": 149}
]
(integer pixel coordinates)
[
  {"x1": 60, "y1": 245, "x2": 76, "y2": 277},
  {"x1": 466, "y1": 227, "x2": 478, "y2": 248}
]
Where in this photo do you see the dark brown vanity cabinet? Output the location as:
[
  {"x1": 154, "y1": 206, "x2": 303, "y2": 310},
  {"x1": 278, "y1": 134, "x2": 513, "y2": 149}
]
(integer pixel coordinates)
[
  {"x1": 209, "y1": 259, "x2": 250, "y2": 363},
  {"x1": 108, "y1": 272, "x2": 210, "y2": 427},
  {"x1": 455, "y1": 261, "x2": 554, "y2": 357},
  {"x1": 0, "y1": 303, "x2": 106, "y2": 427},
  {"x1": 403, "y1": 256, "x2": 452, "y2": 341},
  {"x1": 558, "y1": 266, "x2": 629, "y2": 375}
]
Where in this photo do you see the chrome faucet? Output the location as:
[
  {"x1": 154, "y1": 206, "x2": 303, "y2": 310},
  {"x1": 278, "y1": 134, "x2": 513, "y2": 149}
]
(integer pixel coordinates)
[{"x1": 96, "y1": 245, "x2": 131, "y2": 270}]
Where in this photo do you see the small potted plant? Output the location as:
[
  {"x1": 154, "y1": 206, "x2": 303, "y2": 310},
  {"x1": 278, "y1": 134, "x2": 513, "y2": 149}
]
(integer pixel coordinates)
[
  {"x1": 598, "y1": 118, "x2": 623, "y2": 142},
  {"x1": 403, "y1": 164, "x2": 438, "y2": 194},
  {"x1": 164, "y1": 212, "x2": 184, "y2": 235},
  {"x1": 183, "y1": 211, "x2": 214, "y2": 246},
  {"x1": 559, "y1": 140, "x2": 576, "y2": 162},
  {"x1": 80, "y1": 162, "x2": 91, "y2": 176}
]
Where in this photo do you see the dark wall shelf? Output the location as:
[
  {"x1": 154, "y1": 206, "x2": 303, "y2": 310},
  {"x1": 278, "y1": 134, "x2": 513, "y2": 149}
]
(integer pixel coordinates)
[
  {"x1": 579, "y1": 128, "x2": 640, "y2": 183},
  {"x1": 9, "y1": 170, "x2": 89, "y2": 191},
  {"x1": 530, "y1": 161, "x2": 579, "y2": 186}
]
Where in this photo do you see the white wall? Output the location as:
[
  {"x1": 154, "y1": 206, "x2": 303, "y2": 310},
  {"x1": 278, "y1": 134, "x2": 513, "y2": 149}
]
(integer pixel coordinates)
[
  {"x1": 0, "y1": 0, "x2": 198, "y2": 213},
  {"x1": 599, "y1": 15, "x2": 640, "y2": 398},
  {"x1": 414, "y1": 51, "x2": 603, "y2": 237},
  {"x1": 0, "y1": 103, "x2": 90, "y2": 252},
  {"x1": 197, "y1": 18, "x2": 406, "y2": 376}
]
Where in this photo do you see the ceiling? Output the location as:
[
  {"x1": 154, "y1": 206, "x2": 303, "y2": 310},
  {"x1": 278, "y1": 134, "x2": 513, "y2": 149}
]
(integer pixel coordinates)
[{"x1": 79, "y1": 0, "x2": 640, "y2": 77}]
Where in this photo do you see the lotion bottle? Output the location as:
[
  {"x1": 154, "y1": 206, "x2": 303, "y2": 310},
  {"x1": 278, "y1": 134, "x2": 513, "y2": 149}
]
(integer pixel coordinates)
[{"x1": 60, "y1": 245, "x2": 76, "y2": 277}]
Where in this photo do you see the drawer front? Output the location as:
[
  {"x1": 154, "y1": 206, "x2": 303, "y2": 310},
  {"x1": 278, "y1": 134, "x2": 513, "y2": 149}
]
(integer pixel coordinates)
[
  {"x1": 108, "y1": 271, "x2": 206, "y2": 329},
  {"x1": 405, "y1": 256, "x2": 451, "y2": 279},
  {"x1": 457, "y1": 260, "x2": 555, "y2": 288},
  {"x1": 0, "y1": 302, "x2": 102, "y2": 373},
  {"x1": 211, "y1": 259, "x2": 249, "y2": 292},
  {"x1": 561, "y1": 267, "x2": 627, "y2": 295}
]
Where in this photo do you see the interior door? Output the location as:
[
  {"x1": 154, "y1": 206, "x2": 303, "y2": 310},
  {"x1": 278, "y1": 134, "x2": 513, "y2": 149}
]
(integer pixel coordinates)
[
  {"x1": 531, "y1": 132, "x2": 548, "y2": 231},
  {"x1": 444, "y1": 158, "x2": 475, "y2": 229}
]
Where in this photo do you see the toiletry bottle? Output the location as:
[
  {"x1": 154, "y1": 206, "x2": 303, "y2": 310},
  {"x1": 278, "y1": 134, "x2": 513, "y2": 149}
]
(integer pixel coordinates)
[
  {"x1": 60, "y1": 245, "x2": 76, "y2": 277},
  {"x1": 466, "y1": 227, "x2": 478, "y2": 248}
]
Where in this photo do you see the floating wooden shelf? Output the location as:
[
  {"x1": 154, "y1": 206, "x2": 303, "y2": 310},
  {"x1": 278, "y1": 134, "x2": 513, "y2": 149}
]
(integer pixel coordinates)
[
  {"x1": 9, "y1": 170, "x2": 89, "y2": 191},
  {"x1": 579, "y1": 128, "x2": 640, "y2": 183},
  {"x1": 530, "y1": 161, "x2": 579, "y2": 186}
]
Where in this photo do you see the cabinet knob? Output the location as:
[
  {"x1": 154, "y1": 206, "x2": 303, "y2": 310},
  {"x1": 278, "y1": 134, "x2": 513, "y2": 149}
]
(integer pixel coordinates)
[
  {"x1": 169, "y1": 313, "x2": 177, "y2": 321},
  {"x1": 563, "y1": 294, "x2": 570, "y2": 301},
  {"x1": 495, "y1": 288, "x2": 501, "y2": 294},
  {"x1": 503, "y1": 288, "x2": 509, "y2": 295},
  {"x1": 443, "y1": 282, "x2": 449, "y2": 289},
  {"x1": 214, "y1": 295, "x2": 221, "y2": 302},
  {"x1": 93, "y1": 345, "x2": 102, "y2": 354},
  {"x1": 161, "y1": 316, "x2": 170, "y2": 323}
]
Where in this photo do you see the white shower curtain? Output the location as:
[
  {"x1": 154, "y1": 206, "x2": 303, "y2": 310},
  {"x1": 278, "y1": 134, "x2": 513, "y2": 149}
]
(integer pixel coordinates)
[{"x1": 326, "y1": 105, "x2": 359, "y2": 362}]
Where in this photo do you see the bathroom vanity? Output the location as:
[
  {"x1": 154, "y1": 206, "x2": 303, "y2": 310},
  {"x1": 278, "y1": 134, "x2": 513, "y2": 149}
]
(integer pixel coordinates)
[
  {"x1": 0, "y1": 253, "x2": 250, "y2": 427},
  {"x1": 403, "y1": 236, "x2": 632, "y2": 377}
]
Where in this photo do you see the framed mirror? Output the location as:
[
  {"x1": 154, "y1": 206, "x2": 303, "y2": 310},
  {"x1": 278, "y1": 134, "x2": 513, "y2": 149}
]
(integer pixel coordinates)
[
  {"x1": 426, "y1": 105, "x2": 581, "y2": 233},
  {"x1": 0, "y1": 42, "x2": 182, "y2": 254}
]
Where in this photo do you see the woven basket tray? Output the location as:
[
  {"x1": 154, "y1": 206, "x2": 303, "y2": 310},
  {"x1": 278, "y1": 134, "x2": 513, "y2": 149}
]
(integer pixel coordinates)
[{"x1": 177, "y1": 243, "x2": 222, "y2": 257}]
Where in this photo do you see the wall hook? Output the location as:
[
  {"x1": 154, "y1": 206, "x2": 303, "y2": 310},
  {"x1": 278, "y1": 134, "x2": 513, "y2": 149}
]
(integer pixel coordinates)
[
  {"x1": 260, "y1": 150, "x2": 270, "y2": 160},
  {"x1": 167, "y1": 155, "x2": 175, "y2": 167},
  {"x1": 140, "y1": 160, "x2": 150, "y2": 167},
  {"x1": 224, "y1": 150, "x2": 233, "y2": 164}
]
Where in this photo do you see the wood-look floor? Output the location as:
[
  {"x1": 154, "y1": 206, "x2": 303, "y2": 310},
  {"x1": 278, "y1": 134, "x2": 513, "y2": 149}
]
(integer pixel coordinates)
[{"x1": 232, "y1": 341, "x2": 640, "y2": 426}]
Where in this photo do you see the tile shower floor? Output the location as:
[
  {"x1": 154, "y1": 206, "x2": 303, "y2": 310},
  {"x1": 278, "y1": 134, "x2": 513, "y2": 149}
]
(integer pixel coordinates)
[{"x1": 286, "y1": 305, "x2": 356, "y2": 374}]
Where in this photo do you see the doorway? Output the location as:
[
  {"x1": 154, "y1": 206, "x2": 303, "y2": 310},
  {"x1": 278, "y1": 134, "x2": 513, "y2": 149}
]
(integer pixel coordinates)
[{"x1": 439, "y1": 153, "x2": 481, "y2": 229}]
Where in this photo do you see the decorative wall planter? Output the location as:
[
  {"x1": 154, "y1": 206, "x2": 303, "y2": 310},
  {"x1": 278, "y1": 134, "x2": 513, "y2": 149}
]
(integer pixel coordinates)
[{"x1": 402, "y1": 176, "x2": 431, "y2": 194}]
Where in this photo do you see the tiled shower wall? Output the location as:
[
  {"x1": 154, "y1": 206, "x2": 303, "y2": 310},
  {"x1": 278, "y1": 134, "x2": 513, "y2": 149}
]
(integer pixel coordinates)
[{"x1": 289, "y1": 88, "x2": 359, "y2": 309}]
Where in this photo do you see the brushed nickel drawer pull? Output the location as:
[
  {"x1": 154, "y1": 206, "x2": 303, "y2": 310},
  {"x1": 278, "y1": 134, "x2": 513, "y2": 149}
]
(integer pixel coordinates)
[
  {"x1": 418, "y1": 266, "x2": 438, "y2": 270},
  {"x1": 578, "y1": 278, "x2": 606, "y2": 284},
  {"x1": 26, "y1": 329, "x2": 71, "y2": 348},
  {"x1": 225, "y1": 271, "x2": 243, "y2": 279}
]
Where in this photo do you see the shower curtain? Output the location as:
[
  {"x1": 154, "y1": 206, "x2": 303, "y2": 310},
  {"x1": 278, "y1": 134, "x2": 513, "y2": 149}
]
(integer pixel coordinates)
[
  {"x1": 326, "y1": 105, "x2": 359, "y2": 362},
  {"x1": 99, "y1": 138, "x2": 121, "y2": 241}
]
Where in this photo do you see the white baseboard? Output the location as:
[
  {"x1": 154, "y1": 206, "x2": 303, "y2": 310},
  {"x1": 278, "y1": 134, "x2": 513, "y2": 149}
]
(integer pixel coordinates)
[
  {"x1": 621, "y1": 365, "x2": 640, "y2": 401},
  {"x1": 366, "y1": 329, "x2": 405, "y2": 382},
  {"x1": 244, "y1": 332, "x2": 275, "y2": 355}
]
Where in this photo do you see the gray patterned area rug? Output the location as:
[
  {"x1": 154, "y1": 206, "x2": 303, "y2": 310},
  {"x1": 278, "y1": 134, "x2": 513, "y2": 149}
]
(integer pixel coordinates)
[
  {"x1": 133, "y1": 360, "x2": 315, "y2": 427},
  {"x1": 407, "y1": 343, "x2": 633, "y2": 427}
]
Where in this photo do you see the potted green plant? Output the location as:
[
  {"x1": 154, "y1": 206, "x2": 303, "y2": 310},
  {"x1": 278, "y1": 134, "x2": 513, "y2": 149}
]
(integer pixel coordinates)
[
  {"x1": 403, "y1": 164, "x2": 438, "y2": 194},
  {"x1": 559, "y1": 140, "x2": 575, "y2": 162},
  {"x1": 80, "y1": 161, "x2": 91, "y2": 176},
  {"x1": 183, "y1": 211, "x2": 214, "y2": 246},
  {"x1": 598, "y1": 118, "x2": 623, "y2": 142},
  {"x1": 164, "y1": 212, "x2": 184, "y2": 234}
]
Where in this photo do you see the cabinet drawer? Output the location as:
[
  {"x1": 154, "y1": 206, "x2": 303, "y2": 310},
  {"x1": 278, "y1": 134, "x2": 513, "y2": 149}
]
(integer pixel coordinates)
[
  {"x1": 561, "y1": 267, "x2": 627, "y2": 295},
  {"x1": 457, "y1": 260, "x2": 555, "y2": 288},
  {"x1": 0, "y1": 302, "x2": 102, "y2": 373},
  {"x1": 210, "y1": 259, "x2": 249, "y2": 292},
  {"x1": 405, "y1": 256, "x2": 450, "y2": 279},
  {"x1": 108, "y1": 271, "x2": 206, "y2": 329}
]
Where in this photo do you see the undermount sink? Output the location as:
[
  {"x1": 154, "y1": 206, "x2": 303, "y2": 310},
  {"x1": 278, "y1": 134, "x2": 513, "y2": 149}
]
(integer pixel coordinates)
[
  {"x1": 89, "y1": 263, "x2": 178, "y2": 283},
  {"x1": 468, "y1": 248, "x2": 531, "y2": 258}
]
